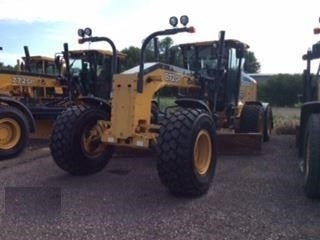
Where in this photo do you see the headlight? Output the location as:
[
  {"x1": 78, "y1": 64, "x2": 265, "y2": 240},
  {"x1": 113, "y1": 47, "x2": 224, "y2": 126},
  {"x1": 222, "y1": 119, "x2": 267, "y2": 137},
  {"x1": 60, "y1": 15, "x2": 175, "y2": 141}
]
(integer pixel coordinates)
[
  {"x1": 180, "y1": 15, "x2": 189, "y2": 26},
  {"x1": 169, "y1": 16, "x2": 178, "y2": 27},
  {"x1": 84, "y1": 27, "x2": 92, "y2": 37},
  {"x1": 77, "y1": 29, "x2": 85, "y2": 37}
]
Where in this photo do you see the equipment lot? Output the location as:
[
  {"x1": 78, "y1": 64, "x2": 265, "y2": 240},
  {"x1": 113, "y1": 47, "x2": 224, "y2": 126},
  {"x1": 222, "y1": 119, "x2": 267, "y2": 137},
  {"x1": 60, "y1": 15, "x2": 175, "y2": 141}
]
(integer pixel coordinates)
[{"x1": 0, "y1": 135, "x2": 319, "y2": 240}]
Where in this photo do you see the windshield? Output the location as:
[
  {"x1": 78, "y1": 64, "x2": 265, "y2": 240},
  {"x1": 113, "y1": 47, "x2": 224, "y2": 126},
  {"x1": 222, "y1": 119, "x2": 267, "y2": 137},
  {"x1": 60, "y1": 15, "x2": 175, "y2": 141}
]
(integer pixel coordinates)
[{"x1": 181, "y1": 45, "x2": 218, "y2": 71}]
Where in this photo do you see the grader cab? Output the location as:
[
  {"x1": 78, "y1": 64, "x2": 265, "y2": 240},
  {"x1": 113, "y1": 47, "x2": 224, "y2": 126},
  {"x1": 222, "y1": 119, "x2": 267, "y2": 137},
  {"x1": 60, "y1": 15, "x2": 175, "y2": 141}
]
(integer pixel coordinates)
[{"x1": 50, "y1": 16, "x2": 272, "y2": 197}]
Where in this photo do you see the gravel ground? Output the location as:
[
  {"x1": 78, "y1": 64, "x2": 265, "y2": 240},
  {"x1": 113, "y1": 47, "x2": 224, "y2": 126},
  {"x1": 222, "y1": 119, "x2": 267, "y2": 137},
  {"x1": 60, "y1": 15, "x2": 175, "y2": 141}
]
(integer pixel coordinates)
[{"x1": 0, "y1": 135, "x2": 319, "y2": 240}]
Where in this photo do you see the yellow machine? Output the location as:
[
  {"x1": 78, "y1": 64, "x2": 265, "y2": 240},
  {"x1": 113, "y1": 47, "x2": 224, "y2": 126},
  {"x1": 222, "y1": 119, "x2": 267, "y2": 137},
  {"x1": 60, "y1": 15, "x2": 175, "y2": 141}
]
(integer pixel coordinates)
[
  {"x1": 0, "y1": 40, "x2": 124, "y2": 159},
  {"x1": 50, "y1": 16, "x2": 273, "y2": 197},
  {"x1": 0, "y1": 47, "x2": 68, "y2": 159}
]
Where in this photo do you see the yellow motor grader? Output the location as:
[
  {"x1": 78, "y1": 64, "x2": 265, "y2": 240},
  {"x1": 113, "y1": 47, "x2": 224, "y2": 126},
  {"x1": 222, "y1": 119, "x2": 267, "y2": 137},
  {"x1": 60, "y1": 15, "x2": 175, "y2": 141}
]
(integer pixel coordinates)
[
  {"x1": 0, "y1": 34, "x2": 124, "y2": 159},
  {"x1": 0, "y1": 46, "x2": 67, "y2": 159},
  {"x1": 50, "y1": 16, "x2": 272, "y2": 196}
]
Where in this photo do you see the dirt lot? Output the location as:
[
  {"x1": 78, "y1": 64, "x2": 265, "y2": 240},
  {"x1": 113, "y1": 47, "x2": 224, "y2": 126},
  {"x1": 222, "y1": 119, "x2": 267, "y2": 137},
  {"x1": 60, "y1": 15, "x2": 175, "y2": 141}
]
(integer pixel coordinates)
[{"x1": 0, "y1": 133, "x2": 319, "y2": 239}]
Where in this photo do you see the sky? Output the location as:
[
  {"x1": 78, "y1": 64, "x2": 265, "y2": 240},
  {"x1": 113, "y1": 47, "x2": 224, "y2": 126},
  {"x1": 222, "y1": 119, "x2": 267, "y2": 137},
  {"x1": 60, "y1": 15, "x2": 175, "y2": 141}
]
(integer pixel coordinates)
[{"x1": 0, "y1": 0, "x2": 320, "y2": 74}]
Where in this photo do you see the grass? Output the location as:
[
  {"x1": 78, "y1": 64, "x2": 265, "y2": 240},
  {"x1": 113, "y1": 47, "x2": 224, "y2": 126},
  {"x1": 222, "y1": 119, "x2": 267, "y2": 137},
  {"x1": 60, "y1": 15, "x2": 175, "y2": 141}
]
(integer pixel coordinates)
[{"x1": 272, "y1": 107, "x2": 300, "y2": 135}]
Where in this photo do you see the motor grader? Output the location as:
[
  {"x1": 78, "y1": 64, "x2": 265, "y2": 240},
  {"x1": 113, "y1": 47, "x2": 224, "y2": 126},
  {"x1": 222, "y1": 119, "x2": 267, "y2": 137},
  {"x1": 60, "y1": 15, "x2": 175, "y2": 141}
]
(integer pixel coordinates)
[
  {"x1": 50, "y1": 16, "x2": 272, "y2": 197},
  {"x1": 297, "y1": 18, "x2": 320, "y2": 198},
  {"x1": 0, "y1": 35, "x2": 124, "y2": 159},
  {"x1": 0, "y1": 46, "x2": 68, "y2": 159}
]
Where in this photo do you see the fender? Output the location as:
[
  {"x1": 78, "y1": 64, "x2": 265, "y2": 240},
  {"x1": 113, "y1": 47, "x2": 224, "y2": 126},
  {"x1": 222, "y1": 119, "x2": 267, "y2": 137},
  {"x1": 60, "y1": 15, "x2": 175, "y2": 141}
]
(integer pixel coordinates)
[
  {"x1": 175, "y1": 98, "x2": 211, "y2": 113},
  {"x1": 0, "y1": 96, "x2": 36, "y2": 133}
]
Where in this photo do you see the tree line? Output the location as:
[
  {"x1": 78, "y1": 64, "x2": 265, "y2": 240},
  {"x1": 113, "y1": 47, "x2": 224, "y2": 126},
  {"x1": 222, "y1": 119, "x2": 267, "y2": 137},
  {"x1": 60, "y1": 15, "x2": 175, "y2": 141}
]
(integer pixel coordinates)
[
  {"x1": 1, "y1": 37, "x2": 261, "y2": 73},
  {"x1": 121, "y1": 37, "x2": 261, "y2": 73}
]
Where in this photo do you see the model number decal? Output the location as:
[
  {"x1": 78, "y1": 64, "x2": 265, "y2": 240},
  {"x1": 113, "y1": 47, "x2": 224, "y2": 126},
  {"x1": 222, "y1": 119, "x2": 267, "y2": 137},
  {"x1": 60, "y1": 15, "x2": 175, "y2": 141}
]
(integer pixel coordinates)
[
  {"x1": 11, "y1": 76, "x2": 34, "y2": 85},
  {"x1": 165, "y1": 72, "x2": 180, "y2": 82}
]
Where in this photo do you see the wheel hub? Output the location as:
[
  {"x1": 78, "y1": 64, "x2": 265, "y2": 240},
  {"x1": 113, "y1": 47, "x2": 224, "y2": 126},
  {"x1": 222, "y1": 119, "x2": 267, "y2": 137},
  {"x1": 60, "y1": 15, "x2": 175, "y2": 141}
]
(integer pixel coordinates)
[
  {"x1": 194, "y1": 130, "x2": 212, "y2": 175},
  {"x1": 0, "y1": 118, "x2": 20, "y2": 149},
  {"x1": 81, "y1": 123, "x2": 105, "y2": 158}
]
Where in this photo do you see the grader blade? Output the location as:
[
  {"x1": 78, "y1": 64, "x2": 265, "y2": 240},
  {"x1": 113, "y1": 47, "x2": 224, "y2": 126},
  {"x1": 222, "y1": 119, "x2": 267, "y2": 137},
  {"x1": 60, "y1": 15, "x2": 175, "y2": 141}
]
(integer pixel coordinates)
[{"x1": 217, "y1": 132, "x2": 262, "y2": 155}]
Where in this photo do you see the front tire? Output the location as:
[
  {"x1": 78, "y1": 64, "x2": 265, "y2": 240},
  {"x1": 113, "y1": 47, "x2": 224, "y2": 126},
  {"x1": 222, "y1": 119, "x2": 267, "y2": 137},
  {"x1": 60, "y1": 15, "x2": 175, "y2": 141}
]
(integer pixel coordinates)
[
  {"x1": 50, "y1": 105, "x2": 114, "y2": 175},
  {"x1": 0, "y1": 107, "x2": 29, "y2": 159},
  {"x1": 157, "y1": 108, "x2": 217, "y2": 197},
  {"x1": 303, "y1": 114, "x2": 320, "y2": 198}
]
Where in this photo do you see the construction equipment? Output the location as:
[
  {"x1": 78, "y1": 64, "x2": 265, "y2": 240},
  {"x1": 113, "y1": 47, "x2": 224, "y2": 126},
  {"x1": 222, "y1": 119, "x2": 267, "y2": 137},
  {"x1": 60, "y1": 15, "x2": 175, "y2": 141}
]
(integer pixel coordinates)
[
  {"x1": 50, "y1": 16, "x2": 272, "y2": 197},
  {"x1": 0, "y1": 46, "x2": 68, "y2": 159},
  {"x1": 170, "y1": 39, "x2": 273, "y2": 151},
  {"x1": 0, "y1": 33, "x2": 124, "y2": 159},
  {"x1": 297, "y1": 18, "x2": 320, "y2": 198}
]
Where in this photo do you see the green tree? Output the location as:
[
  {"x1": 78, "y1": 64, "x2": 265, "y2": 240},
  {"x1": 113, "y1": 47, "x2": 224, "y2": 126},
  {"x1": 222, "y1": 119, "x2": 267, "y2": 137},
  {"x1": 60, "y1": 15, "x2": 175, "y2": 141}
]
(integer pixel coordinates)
[
  {"x1": 244, "y1": 51, "x2": 260, "y2": 73},
  {"x1": 159, "y1": 37, "x2": 174, "y2": 61},
  {"x1": 258, "y1": 74, "x2": 303, "y2": 106},
  {"x1": 121, "y1": 37, "x2": 175, "y2": 70},
  {"x1": 121, "y1": 46, "x2": 141, "y2": 70}
]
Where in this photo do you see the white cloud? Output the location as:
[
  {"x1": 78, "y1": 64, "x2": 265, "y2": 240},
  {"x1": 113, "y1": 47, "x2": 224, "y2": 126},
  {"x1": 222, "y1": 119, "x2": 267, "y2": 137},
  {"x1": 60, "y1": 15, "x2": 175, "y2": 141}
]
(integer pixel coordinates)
[
  {"x1": 1, "y1": 0, "x2": 320, "y2": 73},
  {"x1": 0, "y1": 0, "x2": 111, "y2": 23}
]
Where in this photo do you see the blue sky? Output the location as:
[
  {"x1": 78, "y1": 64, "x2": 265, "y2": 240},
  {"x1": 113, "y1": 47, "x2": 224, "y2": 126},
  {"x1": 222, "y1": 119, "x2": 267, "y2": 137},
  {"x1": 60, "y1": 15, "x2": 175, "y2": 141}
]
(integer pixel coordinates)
[{"x1": 1, "y1": 0, "x2": 320, "y2": 73}]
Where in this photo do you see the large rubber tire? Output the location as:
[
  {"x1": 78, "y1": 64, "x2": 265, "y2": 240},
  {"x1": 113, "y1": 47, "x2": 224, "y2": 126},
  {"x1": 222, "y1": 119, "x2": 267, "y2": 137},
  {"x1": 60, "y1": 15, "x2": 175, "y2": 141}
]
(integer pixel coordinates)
[
  {"x1": 157, "y1": 108, "x2": 217, "y2": 197},
  {"x1": 151, "y1": 101, "x2": 159, "y2": 124},
  {"x1": 0, "y1": 107, "x2": 29, "y2": 159},
  {"x1": 50, "y1": 105, "x2": 114, "y2": 175},
  {"x1": 263, "y1": 106, "x2": 273, "y2": 142},
  {"x1": 239, "y1": 104, "x2": 264, "y2": 133},
  {"x1": 303, "y1": 114, "x2": 320, "y2": 198}
]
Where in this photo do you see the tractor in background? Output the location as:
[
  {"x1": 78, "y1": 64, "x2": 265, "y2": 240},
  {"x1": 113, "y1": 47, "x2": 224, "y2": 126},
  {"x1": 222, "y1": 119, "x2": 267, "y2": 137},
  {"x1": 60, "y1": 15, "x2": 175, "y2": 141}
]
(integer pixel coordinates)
[
  {"x1": 0, "y1": 46, "x2": 67, "y2": 159},
  {"x1": 50, "y1": 16, "x2": 272, "y2": 197},
  {"x1": 0, "y1": 30, "x2": 124, "y2": 159},
  {"x1": 297, "y1": 18, "x2": 320, "y2": 198}
]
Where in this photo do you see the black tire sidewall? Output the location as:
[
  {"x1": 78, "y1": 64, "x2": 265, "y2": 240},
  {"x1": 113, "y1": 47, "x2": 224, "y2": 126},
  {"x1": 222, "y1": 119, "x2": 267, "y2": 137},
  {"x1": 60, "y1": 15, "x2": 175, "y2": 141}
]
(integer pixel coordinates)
[
  {"x1": 303, "y1": 114, "x2": 320, "y2": 198},
  {"x1": 263, "y1": 106, "x2": 273, "y2": 142},
  {"x1": 240, "y1": 104, "x2": 264, "y2": 133},
  {"x1": 157, "y1": 108, "x2": 217, "y2": 196}
]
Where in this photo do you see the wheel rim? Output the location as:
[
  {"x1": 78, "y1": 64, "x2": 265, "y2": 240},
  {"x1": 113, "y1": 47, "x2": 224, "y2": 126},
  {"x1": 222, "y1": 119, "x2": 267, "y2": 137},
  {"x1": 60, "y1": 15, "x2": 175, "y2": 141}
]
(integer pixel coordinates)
[
  {"x1": 0, "y1": 118, "x2": 21, "y2": 150},
  {"x1": 81, "y1": 122, "x2": 105, "y2": 158},
  {"x1": 304, "y1": 134, "x2": 311, "y2": 181},
  {"x1": 194, "y1": 130, "x2": 212, "y2": 175}
]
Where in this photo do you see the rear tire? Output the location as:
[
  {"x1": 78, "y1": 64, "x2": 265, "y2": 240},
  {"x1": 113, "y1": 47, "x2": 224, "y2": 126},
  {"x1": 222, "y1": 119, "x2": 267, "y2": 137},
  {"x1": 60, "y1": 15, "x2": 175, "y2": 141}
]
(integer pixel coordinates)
[
  {"x1": 157, "y1": 108, "x2": 217, "y2": 197},
  {"x1": 50, "y1": 105, "x2": 114, "y2": 175},
  {"x1": 0, "y1": 107, "x2": 29, "y2": 159},
  {"x1": 239, "y1": 104, "x2": 264, "y2": 133},
  {"x1": 303, "y1": 114, "x2": 320, "y2": 198},
  {"x1": 263, "y1": 105, "x2": 273, "y2": 142}
]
